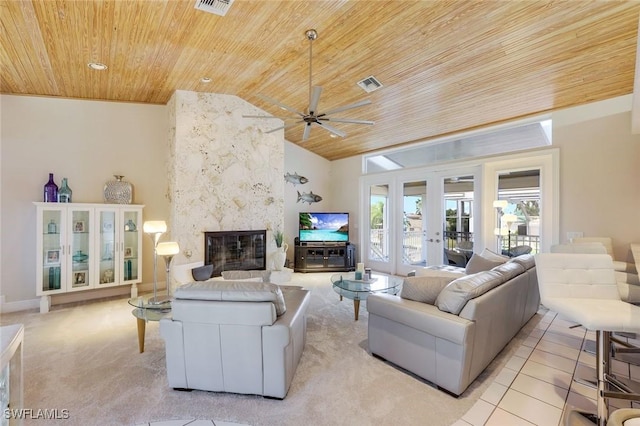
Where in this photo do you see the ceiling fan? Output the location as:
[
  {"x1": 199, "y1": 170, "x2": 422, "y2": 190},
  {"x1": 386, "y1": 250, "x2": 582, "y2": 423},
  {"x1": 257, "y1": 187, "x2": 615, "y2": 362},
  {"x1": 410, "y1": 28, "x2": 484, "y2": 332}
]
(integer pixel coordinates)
[{"x1": 243, "y1": 29, "x2": 374, "y2": 140}]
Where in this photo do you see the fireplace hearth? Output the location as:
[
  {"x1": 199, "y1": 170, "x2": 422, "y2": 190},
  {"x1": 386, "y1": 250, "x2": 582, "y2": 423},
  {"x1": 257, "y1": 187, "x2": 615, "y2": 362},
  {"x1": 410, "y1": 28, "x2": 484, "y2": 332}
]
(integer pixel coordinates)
[{"x1": 204, "y1": 230, "x2": 267, "y2": 276}]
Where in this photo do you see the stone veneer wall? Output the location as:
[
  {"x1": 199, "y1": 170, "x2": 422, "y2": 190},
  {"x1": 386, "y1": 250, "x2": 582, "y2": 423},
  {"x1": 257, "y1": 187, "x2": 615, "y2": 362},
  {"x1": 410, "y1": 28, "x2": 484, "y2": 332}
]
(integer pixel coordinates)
[{"x1": 167, "y1": 90, "x2": 284, "y2": 267}]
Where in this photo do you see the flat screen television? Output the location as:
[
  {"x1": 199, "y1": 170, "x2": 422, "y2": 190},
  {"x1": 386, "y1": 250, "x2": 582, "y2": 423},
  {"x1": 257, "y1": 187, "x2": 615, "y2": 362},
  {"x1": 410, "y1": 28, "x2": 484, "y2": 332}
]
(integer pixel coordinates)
[{"x1": 299, "y1": 212, "x2": 349, "y2": 243}]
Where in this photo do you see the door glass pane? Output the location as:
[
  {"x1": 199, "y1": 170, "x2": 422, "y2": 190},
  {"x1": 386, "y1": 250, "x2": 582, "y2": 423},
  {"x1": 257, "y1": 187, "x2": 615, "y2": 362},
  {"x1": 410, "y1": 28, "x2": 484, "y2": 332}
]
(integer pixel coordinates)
[
  {"x1": 42, "y1": 209, "x2": 62, "y2": 292},
  {"x1": 443, "y1": 175, "x2": 474, "y2": 267},
  {"x1": 497, "y1": 169, "x2": 540, "y2": 256},
  {"x1": 369, "y1": 184, "x2": 389, "y2": 262},
  {"x1": 402, "y1": 181, "x2": 426, "y2": 267},
  {"x1": 71, "y1": 210, "x2": 91, "y2": 289},
  {"x1": 99, "y1": 211, "x2": 116, "y2": 285}
]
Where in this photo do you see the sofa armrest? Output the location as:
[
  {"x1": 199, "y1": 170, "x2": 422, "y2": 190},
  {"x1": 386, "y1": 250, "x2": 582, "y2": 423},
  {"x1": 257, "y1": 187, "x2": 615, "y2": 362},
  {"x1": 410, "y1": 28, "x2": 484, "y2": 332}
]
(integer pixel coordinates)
[
  {"x1": 261, "y1": 288, "x2": 311, "y2": 399},
  {"x1": 367, "y1": 293, "x2": 473, "y2": 345}
]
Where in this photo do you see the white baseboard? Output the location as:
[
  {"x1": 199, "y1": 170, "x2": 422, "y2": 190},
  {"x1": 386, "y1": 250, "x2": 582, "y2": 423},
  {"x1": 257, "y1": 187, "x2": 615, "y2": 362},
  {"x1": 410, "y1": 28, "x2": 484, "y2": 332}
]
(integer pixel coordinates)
[
  {"x1": 0, "y1": 281, "x2": 165, "y2": 314},
  {"x1": 0, "y1": 297, "x2": 40, "y2": 313}
]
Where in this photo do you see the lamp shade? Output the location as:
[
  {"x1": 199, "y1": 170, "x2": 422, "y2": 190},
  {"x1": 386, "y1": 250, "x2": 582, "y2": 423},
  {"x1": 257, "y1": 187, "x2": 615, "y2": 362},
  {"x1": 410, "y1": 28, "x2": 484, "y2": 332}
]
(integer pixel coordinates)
[
  {"x1": 156, "y1": 241, "x2": 180, "y2": 256},
  {"x1": 143, "y1": 220, "x2": 167, "y2": 234},
  {"x1": 493, "y1": 200, "x2": 508, "y2": 209}
]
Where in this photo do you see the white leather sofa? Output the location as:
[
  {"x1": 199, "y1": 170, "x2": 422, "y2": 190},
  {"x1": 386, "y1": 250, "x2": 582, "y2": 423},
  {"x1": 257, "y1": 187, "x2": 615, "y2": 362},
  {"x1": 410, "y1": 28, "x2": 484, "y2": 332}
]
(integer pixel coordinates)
[
  {"x1": 160, "y1": 280, "x2": 311, "y2": 399},
  {"x1": 367, "y1": 254, "x2": 539, "y2": 396}
]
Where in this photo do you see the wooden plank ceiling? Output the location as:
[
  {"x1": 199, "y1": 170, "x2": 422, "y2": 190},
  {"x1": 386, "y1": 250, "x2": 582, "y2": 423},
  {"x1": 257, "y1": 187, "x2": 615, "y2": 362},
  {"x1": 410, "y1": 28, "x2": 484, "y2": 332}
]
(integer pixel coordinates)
[{"x1": 1, "y1": 1, "x2": 638, "y2": 161}]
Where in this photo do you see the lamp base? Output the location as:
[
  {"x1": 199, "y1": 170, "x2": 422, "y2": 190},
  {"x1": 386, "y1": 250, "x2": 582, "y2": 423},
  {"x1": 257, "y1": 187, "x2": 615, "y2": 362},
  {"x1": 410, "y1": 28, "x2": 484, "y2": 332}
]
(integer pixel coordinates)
[{"x1": 147, "y1": 295, "x2": 172, "y2": 305}]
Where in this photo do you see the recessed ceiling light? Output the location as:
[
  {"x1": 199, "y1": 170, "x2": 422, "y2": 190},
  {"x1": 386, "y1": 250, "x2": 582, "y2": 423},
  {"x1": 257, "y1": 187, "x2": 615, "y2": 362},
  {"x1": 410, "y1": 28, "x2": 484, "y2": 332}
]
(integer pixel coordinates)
[
  {"x1": 87, "y1": 62, "x2": 108, "y2": 71},
  {"x1": 200, "y1": 77, "x2": 212, "y2": 83}
]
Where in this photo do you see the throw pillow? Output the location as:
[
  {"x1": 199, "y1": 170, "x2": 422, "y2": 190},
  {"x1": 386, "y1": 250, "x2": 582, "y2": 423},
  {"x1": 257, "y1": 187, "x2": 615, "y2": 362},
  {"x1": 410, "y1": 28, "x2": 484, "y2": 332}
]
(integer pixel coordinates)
[
  {"x1": 221, "y1": 270, "x2": 271, "y2": 282},
  {"x1": 465, "y1": 254, "x2": 505, "y2": 275},
  {"x1": 400, "y1": 275, "x2": 458, "y2": 304},
  {"x1": 480, "y1": 248, "x2": 509, "y2": 263},
  {"x1": 435, "y1": 270, "x2": 504, "y2": 315},
  {"x1": 191, "y1": 264, "x2": 214, "y2": 281}
]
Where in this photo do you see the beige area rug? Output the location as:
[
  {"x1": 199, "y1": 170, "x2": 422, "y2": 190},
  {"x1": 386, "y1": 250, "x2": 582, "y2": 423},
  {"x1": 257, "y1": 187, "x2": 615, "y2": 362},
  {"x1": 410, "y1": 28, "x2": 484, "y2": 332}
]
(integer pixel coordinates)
[{"x1": 1, "y1": 272, "x2": 543, "y2": 426}]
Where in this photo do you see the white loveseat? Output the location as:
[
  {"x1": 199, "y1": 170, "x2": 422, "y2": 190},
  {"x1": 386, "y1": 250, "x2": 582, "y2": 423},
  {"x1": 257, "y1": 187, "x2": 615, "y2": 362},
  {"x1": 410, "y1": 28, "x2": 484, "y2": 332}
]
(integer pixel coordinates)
[
  {"x1": 160, "y1": 280, "x2": 311, "y2": 399},
  {"x1": 367, "y1": 253, "x2": 539, "y2": 396}
]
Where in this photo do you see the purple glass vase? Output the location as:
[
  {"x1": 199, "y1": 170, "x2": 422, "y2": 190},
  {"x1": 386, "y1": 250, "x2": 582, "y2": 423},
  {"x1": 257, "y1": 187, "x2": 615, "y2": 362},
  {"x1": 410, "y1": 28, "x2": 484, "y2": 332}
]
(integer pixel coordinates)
[{"x1": 44, "y1": 173, "x2": 58, "y2": 202}]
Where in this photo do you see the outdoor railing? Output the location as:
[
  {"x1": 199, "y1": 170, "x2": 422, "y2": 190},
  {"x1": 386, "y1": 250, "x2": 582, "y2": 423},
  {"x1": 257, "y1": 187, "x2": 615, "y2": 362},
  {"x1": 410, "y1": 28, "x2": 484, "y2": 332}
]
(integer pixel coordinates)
[{"x1": 371, "y1": 228, "x2": 540, "y2": 263}]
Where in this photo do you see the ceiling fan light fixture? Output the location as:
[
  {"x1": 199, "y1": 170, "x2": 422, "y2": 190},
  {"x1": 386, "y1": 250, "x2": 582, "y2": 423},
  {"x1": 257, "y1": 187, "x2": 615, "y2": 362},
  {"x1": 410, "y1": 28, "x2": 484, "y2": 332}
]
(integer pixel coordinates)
[{"x1": 87, "y1": 62, "x2": 108, "y2": 71}]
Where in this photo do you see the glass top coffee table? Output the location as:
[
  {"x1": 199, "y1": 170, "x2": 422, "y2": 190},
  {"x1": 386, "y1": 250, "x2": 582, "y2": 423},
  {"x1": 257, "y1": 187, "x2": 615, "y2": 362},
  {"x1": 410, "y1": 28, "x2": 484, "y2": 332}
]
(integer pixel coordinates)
[
  {"x1": 128, "y1": 298, "x2": 171, "y2": 353},
  {"x1": 331, "y1": 272, "x2": 403, "y2": 320}
]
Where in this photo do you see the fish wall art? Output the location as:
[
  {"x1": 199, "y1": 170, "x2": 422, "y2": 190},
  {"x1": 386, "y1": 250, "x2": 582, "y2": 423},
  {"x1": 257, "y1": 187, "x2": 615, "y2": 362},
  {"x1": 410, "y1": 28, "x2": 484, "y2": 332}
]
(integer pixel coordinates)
[
  {"x1": 297, "y1": 191, "x2": 322, "y2": 204},
  {"x1": 284, "y1": 172, "x2": 309, "y2": 186}
]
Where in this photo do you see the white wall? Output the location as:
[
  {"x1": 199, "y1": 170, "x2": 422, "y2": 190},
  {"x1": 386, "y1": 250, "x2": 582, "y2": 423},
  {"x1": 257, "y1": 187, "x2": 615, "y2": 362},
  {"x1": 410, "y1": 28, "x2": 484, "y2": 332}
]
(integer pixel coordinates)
[
  {"x1": 553, "y1": 101, "x2": 640, "y2": 261},
  {"x1": 1, "y1": 95, "x2": 168, "y2": 310}
]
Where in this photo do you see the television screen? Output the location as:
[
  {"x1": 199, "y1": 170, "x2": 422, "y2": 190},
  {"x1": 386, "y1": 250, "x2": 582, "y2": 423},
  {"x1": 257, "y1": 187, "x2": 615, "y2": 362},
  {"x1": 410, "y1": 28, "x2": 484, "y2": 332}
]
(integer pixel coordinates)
[{"x1": 299, "y1": 212, "x2": 349, "y2": 242}]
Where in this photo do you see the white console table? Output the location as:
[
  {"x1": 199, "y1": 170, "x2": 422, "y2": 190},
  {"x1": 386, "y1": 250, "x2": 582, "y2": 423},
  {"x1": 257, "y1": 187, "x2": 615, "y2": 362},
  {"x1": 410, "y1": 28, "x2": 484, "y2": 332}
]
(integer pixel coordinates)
[{"x1": 1, "y1": 324, "x2": 24, "y2": 425}]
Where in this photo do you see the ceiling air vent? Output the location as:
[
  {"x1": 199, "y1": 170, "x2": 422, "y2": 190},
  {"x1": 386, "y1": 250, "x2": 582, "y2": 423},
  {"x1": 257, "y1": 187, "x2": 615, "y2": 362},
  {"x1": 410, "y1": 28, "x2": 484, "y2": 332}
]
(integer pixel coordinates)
[
  {"x1": 194, "y1": 0, "x2": 234, "y2": 16},
  {"x1": 357, "y1": 76, "x2": 383, "y2": 93}
]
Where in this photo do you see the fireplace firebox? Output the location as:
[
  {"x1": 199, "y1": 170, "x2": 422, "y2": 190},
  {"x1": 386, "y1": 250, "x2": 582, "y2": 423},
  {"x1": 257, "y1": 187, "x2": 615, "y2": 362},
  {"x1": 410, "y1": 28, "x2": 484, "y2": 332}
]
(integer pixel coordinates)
[{"x1": 204, "y1": 230, "x2": 267, "y2": 276}]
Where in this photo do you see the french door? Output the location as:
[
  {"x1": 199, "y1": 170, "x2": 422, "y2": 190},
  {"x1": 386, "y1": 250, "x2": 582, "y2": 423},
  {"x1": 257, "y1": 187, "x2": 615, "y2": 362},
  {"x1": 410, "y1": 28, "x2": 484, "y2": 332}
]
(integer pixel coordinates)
[{"x1": 362, "y1": 167, "x2": 480, "y2": 276}]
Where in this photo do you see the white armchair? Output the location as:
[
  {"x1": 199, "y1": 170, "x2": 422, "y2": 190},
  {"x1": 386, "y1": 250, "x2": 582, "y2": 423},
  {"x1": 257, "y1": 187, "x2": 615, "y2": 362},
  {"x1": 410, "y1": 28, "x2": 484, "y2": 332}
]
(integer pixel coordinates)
[{"x1": 160, "y1": 280, "x2": 311, "y2": 399}]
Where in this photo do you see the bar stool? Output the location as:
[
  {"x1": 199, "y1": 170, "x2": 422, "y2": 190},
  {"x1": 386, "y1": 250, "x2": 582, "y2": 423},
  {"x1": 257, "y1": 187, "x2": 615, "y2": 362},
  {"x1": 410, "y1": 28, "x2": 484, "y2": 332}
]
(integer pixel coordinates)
[{"x1": 535, "y1": 253, "x2": 640, "y2": 426}]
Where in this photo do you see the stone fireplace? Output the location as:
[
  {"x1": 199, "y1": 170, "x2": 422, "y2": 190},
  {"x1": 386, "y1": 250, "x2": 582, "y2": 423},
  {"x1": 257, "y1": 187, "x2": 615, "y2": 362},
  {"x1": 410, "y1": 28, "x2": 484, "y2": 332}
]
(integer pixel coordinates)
[{"x1": 166, "y1": 90, "x2": 284, "y2": 268}]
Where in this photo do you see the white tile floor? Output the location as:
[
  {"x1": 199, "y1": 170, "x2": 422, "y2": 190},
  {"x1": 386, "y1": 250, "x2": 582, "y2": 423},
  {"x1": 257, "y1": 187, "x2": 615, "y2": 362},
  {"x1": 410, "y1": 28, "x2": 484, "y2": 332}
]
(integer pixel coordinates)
[
  {"x1": 140, "y1": 308, "x2": 639, "y2": 426},
  {"x1": 457, "y1": 308, "x2": 640, "y2": 426}
]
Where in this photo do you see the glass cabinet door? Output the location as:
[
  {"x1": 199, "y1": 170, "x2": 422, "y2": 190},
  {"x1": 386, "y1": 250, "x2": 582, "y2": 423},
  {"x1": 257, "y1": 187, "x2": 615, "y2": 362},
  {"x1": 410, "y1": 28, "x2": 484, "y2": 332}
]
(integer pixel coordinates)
[
  {"x1": 98, "y1": 209, "x2": 118, "y2": 286},
  {"x1": 120, "y1": 208, "x2": 141, "y2": 283},
  {"x1": 68, "y1": 207, "x2": 93, "y2": 291},
  {"x1": 39, "y1": 207, "x2": 64, "y2": 293}
]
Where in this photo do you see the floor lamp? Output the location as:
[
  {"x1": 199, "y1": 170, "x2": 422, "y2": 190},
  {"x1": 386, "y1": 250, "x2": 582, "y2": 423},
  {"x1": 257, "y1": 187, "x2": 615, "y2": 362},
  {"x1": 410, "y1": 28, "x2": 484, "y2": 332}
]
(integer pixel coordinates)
[
  {"x1": 156, "y1": 241, "x2": 180, "y2": 300},
  {"x1": 502, "y1": 213, "x2": 517, "y2": 257},
  {"x1": 493, "y1": 200, "x2": 507, "y2": 252},
  {"x1": 143, "y1": 220, "x2": 168, "y2": 304}
]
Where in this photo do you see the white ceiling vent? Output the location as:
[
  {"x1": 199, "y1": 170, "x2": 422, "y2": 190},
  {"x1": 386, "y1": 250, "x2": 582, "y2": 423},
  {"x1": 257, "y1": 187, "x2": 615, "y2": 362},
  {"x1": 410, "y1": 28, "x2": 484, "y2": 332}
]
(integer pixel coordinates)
[
  {"x1": 357, "y1": 76, "x2": 383, "y2": 93},
  {"x1": 194, "y1": 0, "x2": 234, "y2": 17}
]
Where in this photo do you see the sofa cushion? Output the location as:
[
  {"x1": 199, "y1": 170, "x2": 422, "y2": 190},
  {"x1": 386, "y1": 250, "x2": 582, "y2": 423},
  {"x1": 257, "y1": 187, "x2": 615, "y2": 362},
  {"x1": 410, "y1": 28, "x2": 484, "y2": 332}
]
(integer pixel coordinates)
[
  {"x1": 436, "y1": 270, "x2": 504, "y2": 315},
  {"x1": 400, "y1": 274, "x2": 459, "y2": 304},
  {"x1": 175, "y1": 280, "x2": 286, "y2": 316},
  {"x1": 192, "y1": 264, "x2": 214, "y2": 281},
  {"x1": 491, "y1": 261, "x2": 526, "y2": 281},
  {"x1": 221, "y1": 269, "x2": 272, "y2": 282},
  {"x1": 509, "y1": 254, "x2": 536, "y2": 270},
  {"x1": 465, "y1": 253, "x2": 504, "y2": 274}
]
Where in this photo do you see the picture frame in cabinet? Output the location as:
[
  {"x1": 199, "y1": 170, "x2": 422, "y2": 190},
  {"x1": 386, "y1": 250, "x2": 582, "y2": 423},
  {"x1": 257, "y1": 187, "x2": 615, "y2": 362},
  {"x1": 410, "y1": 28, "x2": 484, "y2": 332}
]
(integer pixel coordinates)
[
  {"x1": 102, "y1": 221, "x2": 114, "y2": 233},
  {"x1": 73, "y1": 270, "x2": 87, "y2": 286},
  {"x1": 45, "y1": 250, "x2": 60, "y2": 265},
  {"x1": 124, "y1": 247, "x2": 133, "y2": 258},
  {"x1": 73, "y1": 220, "x2": 85, "y2": 233}
]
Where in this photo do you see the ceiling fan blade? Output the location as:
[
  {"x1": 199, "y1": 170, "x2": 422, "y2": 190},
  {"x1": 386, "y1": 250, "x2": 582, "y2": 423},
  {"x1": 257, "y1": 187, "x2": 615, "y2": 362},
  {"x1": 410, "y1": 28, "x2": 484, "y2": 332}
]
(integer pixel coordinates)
[
  {"x1": 320, "y1": 99, "x2": 372, "y2": 117},
  {"x1": 265, "y1": 120, "x2": 304, "y2": 133},
  {"x1": 321, "y1": 117, "x2": 375, "y2": 125},
  {"x1": 302, "y1": 123, "x2": 312, "y2": 140},
  {"x1": 242, "y1": 114, "x2": 297, "y2": 120},
  {"x1": 308, "y1": 86, "x2": 322, "y2": 114},
  {"x1": 315, "y1": 121, "x2": 347, "y2": 138},
  {"x1": 258, "y1": 95, "x2": 306, "y2": 117}
]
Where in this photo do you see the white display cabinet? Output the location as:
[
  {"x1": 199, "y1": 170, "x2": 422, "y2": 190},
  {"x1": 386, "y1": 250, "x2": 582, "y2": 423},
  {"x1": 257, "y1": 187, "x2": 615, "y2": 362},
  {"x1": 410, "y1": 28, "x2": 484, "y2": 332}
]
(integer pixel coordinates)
[{"x1": 34, "y1": 203, "x2": 144, "y2": 313}]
